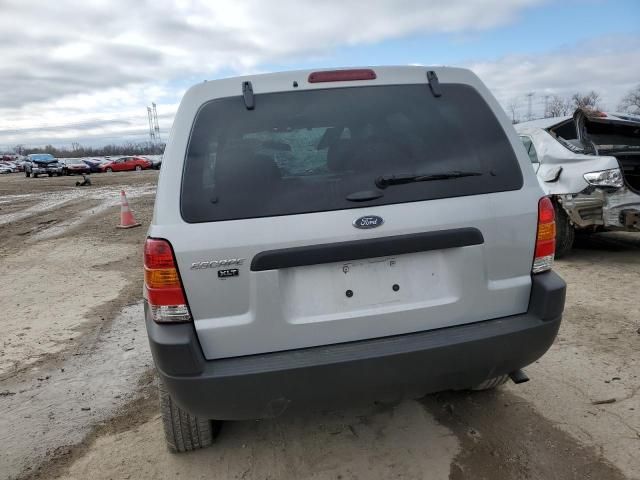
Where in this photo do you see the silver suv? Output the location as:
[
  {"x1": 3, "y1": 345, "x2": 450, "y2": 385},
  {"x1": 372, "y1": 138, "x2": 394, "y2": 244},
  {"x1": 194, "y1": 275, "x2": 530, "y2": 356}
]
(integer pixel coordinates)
[{"x1": 144, "y1": 66, "x2": 566, "y2": 452}]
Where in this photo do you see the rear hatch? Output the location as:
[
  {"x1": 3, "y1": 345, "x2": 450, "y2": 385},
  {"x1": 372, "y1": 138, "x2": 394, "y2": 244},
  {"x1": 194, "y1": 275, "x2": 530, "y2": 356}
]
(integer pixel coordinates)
[{"x1": 169, "y1": 71, "x2": 540, "y2": 360}]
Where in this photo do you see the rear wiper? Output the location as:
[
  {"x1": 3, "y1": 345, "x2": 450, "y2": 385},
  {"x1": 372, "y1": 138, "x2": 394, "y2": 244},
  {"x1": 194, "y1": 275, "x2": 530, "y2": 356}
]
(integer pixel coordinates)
[{"x1": 375, "y1": 171, "x2": 483, "y2": 189}]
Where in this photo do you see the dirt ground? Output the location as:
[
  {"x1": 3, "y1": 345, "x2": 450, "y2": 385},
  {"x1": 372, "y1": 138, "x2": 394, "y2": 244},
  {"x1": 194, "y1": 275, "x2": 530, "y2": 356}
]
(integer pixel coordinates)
[{"x1": 0, "y1": 171, "x2": 638, "y2": 480}]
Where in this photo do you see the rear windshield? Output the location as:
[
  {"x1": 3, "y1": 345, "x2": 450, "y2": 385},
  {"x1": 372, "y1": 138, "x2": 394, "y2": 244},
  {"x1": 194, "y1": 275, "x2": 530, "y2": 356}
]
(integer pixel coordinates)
[{"x1": 181, "y1": 83, "x2": 522, "y2": 222}]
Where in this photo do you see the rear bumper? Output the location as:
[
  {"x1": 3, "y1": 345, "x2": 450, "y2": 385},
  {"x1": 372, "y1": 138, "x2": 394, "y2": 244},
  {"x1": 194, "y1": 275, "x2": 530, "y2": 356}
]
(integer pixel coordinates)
[{"x1": 147, "y1": 271, "x2": 566, "y2": 420}]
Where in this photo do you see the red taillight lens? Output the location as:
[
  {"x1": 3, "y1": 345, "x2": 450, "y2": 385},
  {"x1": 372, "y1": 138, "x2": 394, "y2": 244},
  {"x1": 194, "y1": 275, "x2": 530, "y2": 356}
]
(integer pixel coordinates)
[
  {"x1": 308, "y1": 69, "x2": 377, "y2": 83},
  {"x1": 144, "y1": 238, "x2": 191, "y2": 323},
  {"x1": 533, "y1": 197, "x2": 556, "y2": 274}
]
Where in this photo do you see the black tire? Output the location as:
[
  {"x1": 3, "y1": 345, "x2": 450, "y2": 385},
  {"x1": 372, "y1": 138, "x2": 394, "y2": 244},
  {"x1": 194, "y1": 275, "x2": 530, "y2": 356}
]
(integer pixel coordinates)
[
  {"x1": 554, "y1": 203, "x2": 575, "y2": 258},
  {"x1": 25, "y1": 171, "x2": 30, "y2": 178},
  {"x1": 56, "y1": 172, "x2": 62, "y2": 177},
  {"x1": 135, "y1": 165, "x2": 142, "y2": 171},
  {"x1": 158, "y1": 378, "x2": 219, "y2": 453},
  {"x1": 471, "y1": 374, "x2": 509, "y2": 391},
  {"x1": 106, "y1": 167, "x2": 113, "y2": 173},
  {"x1": 33, "y1": 173, "x2": 38, "y2": 178},
  {"x1": 48, "y1": 173, "x2": 53, "y2": 177}
]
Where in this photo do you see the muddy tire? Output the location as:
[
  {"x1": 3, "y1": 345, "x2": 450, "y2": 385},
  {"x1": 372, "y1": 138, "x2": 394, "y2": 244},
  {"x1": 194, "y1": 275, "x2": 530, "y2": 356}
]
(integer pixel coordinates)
[
  {"x1": 554, "y1": 204, "x2": 575, "y2": 258},
  {"x1": 158, "y1": 378, "x2": 219, "y2": 453},
  {"x1": 471, "y1": 374, "x2": 509, "y2": 391}
]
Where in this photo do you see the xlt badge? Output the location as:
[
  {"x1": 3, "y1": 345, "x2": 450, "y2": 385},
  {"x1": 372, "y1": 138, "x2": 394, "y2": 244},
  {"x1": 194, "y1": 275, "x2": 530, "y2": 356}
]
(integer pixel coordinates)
[{"x1": 218, "y1": 269, "x2": 239, "y2": 279}]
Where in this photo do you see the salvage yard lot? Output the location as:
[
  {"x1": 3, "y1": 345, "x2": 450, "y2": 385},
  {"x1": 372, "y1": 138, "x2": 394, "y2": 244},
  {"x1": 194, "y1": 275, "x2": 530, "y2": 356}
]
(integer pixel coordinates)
[{"x1": 0, "y1": 171, "x2": 639, "y2": 480}]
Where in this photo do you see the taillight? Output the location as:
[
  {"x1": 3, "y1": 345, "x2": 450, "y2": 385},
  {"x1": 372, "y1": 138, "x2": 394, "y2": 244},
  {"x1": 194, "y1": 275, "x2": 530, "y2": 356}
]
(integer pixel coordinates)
[
  {"x1": 308, "y1": 69, "x2": 377, "y2": 83},
  {"x1": 532, "y1": 197, "x2": 556, "y2": 274},
  {"x1": 144, "y1": 238, "x2": 191, "y2": 323}
]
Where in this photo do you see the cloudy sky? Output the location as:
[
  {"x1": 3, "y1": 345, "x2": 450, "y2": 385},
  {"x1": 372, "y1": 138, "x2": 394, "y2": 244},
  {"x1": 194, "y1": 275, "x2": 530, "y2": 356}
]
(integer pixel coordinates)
[{"x1": 0, "y1": 0, "x2": 638, "y2": 149}]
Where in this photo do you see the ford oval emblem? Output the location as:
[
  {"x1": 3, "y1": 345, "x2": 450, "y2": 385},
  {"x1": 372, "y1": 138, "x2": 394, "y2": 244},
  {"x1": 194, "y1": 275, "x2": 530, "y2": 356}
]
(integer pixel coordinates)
[{"x1": 353, "y1": 215, "x2": 384, "y2": 229}]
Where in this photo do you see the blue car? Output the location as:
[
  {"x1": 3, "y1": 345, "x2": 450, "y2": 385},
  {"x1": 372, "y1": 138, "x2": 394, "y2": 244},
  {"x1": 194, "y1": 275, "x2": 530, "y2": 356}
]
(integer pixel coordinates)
[
  {"x1": 25, "y1": 154, "x2": 63, "y2": 178},
  {"x1": 83, "y1": 158, "x2": 109, "y2": 173}
]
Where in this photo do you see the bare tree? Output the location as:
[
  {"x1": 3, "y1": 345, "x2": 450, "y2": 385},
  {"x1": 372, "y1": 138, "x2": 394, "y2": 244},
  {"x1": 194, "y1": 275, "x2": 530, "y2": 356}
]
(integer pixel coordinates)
[
  {"x1": 571, "y1": 91, "x2": 601, "y2": 110},
  {"x1": 618, "y1": 84, "x2": 640, "y2": 114},
  {"x1": 545, "y1": 95, "x2": 572, "y2": 118},
  {"x1": 507, "y1": 98, "x2": 520, "y2": 123}
]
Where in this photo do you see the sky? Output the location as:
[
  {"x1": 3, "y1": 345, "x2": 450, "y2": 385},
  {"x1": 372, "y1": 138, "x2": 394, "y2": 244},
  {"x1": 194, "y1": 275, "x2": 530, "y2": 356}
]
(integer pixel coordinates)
[{"x1": 0, "y1": 0, "x2": 638, "y2": 150}]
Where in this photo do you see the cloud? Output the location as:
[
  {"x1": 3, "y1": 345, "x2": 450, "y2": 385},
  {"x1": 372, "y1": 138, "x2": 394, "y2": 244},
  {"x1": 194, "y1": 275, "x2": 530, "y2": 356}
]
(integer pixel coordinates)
[
  {"x1": 1, "y1": 0, "x2": 635, "y2": 147},
  {"x1": 468, "y1": 35, "x2": 640, "y2": 119}
]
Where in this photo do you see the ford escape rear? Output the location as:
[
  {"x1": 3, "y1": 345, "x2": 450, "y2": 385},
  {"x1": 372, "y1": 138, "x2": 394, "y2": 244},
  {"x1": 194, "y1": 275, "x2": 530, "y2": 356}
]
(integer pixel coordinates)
[{"x1": 144, "y1": 66, "x2": 566, "y2": 452}]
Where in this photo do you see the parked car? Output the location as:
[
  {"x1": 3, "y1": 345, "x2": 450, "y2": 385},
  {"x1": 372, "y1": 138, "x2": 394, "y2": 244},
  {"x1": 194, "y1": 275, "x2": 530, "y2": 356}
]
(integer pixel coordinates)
[
  {"x1": 82, "y1": 158, "x2": 108, "y2": 172},
  {"x1": 144, "y1": 66, "x2": 566, "y2": 452},
  {"x1": 516, "y1": 109, "x2": 640, "y2": 256},
  {"x1": 25, "y1": 154, "x2": 63, "y2": 177},
  {"x1": 148, "y1": 156, "x2": 162, "y2": 169},
  {"x1": 100, "y1": 156, "x2": 151, "y2": 172},
  {"x1": 13, "y1": 158, "x2": 29, "y2": 172},
  {"x1": 0, "y1": 163, "x2": 13, "y2": 174},
  {"x1": 62, "y1": 158, "x2": 91, "y2": 175},
  {"x1": 0, "y1": 160, "x2": 18, "y2": 172}
]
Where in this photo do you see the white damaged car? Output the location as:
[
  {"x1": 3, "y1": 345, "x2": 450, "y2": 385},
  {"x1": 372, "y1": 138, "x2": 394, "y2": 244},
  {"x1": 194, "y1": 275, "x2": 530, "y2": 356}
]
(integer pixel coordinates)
[{"x1": 516, "y1": 109, "x2": 640, "y2": 256}]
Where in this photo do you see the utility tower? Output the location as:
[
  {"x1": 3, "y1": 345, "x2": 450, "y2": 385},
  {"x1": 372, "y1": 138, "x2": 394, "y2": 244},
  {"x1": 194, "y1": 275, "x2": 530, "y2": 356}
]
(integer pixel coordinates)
[
  {"x1": 526, "y1": 92, "x2": 535, "y2": 121},
  {"x1": 152, "y1": 103, "x2": 161, "y2": 142},
  {"x1": 147, "y1": 107, "x2": 156, "y2": 142}
]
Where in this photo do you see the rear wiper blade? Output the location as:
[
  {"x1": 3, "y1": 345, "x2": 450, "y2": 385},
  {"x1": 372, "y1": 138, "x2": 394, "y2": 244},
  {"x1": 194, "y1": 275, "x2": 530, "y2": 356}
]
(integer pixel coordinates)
[{"x1": 375, "y1": 171, "x2": 483, "y2": 189}]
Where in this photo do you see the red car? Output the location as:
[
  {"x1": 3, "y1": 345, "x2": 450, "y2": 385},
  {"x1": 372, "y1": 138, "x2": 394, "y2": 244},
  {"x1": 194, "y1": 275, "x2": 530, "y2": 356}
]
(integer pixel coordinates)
[
  {"x1": 62, "y1": 158, "x2": 91, "y2": 175},
  {"x1": 100, "y1": 156, "x2": 151, "y2": 172}
]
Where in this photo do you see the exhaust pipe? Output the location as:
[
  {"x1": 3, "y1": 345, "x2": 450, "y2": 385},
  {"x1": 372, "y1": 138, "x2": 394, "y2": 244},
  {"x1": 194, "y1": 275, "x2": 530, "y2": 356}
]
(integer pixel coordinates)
[{"x1": 509, "y1": 369, "x2": 530, "y2": 384}]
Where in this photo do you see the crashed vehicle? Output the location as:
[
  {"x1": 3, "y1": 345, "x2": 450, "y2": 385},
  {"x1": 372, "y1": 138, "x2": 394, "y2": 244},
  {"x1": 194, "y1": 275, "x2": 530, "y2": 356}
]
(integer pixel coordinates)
[
  {"x1": 25, "y1": 153, "x2": 63, "y2": 178},
  {"x1": 516, "y1": 109, "x2": 640, "y2": 256}
]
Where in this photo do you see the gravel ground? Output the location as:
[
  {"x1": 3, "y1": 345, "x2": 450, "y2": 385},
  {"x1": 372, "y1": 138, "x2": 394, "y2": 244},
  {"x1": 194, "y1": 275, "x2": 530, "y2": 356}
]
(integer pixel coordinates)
[{"x1": 0, "y1": 171, "x2": 638, "y2": 480}]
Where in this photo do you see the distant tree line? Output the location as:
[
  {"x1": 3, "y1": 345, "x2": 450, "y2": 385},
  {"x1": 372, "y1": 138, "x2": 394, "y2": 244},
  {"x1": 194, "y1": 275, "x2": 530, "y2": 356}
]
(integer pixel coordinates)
[
  {"x1": 11, "y1": 141, "x2": 165, "y2": 158},
  {"x1": 506, "y1": 84, "x2": 640, "y2": 124}
]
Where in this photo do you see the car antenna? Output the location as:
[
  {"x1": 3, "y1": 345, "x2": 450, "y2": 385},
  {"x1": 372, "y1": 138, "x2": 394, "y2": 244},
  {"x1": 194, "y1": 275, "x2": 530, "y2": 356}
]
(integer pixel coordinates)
[
  {"x1": 426, "y1": 71, "x2": 442, "y2": 98},
  {"x1": 242, "y1": 81, "x2": 255, "y2": 110}
]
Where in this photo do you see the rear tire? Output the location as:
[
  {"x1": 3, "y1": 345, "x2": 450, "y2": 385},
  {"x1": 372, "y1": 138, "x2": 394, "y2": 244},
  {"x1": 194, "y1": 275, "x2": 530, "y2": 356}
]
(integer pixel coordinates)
[
  {"x1": 135, "y1": 165, "x2": 142, "y2": 171},
  {"x1": 25, "y1": 171, "x2": 30, "y2": 177},
  {"x1": 48, "y1": 173, "x2": 53, "y2": 177},
  {"x1": 106, "y1": 167, "x2": 113, "y2": 173},
  {"x1": 158, "y1": 378, "x2": 219, "y2": 453},
  {"x1": 471, "y1": 374, "x2": 509, "y2": 391},
  {"x1": 554, "y1": 203, "x2": 575, "y2": 258}
]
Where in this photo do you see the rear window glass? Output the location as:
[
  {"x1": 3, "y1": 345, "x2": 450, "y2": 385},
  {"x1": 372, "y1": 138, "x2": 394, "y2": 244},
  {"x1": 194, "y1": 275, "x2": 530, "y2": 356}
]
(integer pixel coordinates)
[{"x1": 181, "y1": 83, "x2": 523, "y2": 223}]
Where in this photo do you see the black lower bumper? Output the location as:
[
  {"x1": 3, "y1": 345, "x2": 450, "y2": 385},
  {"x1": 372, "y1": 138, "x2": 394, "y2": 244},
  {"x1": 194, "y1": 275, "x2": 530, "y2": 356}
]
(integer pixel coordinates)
[{"x1": 147, "y1": 271, "x2": 566, "y2": 420}]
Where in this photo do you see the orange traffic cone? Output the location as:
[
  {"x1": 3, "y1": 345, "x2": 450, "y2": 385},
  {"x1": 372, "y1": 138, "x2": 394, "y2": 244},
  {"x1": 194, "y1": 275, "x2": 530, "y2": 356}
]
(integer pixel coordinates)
[{"x1": 117, "y1": 190, "x2": 141, "y2": 229}]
